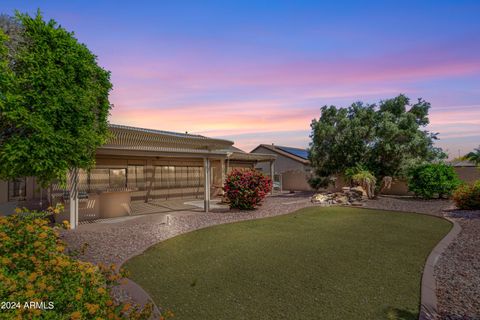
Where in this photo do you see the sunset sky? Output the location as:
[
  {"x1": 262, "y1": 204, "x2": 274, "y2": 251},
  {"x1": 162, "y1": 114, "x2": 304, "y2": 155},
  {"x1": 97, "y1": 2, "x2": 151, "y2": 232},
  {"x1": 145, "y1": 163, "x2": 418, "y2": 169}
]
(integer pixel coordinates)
[{"x1": 2, "y1": 1, "x2": 480, "y2": 156}]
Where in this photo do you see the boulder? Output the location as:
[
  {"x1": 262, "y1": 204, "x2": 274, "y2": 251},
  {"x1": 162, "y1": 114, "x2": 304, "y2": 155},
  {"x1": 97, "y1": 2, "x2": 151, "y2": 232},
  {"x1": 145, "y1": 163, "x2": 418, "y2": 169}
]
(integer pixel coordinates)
[{"x1": 350, "y1": 186, "x2": 367, "y2": 197}]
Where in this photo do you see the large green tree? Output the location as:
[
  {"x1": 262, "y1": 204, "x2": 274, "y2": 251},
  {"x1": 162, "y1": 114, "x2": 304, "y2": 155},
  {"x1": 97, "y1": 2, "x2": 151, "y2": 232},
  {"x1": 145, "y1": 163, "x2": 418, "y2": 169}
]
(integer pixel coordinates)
[
  {"x1": 0, "y1": 11, "x2": 112, "y2": 187},
  {"x1": 308, "y1": 95, "x2": 446, "y2": 188}
]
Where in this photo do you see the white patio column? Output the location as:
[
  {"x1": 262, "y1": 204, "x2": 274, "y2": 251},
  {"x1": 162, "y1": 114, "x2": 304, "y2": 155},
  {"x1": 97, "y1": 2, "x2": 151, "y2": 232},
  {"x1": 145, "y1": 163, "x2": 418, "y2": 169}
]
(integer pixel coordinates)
[
  {"x1": 220, "y1": 158, "x2": 226, "y2": 185},
  {"x1": 69, "y1": 168, "x2": 79, "y2": 229},
  {"x1": 269, "y1": 161, "x2": 275, "y2": 195},
  {"x1": 204, "y1": 158, "x2": 211, "y2": 212}
]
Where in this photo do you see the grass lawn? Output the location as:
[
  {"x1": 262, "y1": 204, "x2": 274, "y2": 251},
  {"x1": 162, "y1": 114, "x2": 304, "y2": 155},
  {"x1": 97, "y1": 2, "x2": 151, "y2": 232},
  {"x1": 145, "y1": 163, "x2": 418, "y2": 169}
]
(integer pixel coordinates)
[{"x1": 124, "y1": 207, "x2": 451, "y2": 320}]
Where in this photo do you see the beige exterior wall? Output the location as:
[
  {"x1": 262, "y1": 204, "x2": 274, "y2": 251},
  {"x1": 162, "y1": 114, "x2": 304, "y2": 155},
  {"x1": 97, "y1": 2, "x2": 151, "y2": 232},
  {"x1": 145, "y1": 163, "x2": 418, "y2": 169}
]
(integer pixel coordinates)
[{"x1": 281, "y1": 170, "x2": 311, "y2": 191}]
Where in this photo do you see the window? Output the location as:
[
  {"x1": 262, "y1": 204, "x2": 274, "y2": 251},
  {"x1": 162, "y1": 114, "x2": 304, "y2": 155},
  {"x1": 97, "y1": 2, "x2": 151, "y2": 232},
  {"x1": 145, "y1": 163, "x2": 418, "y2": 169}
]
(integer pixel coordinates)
[
  {"x1": 109, "y1": 169, "x2": 127, "y2": 189},
  {"x1": 89, "y1": 168, "x2": 110, "y2": 191},
  {"x1": 8, "y1": 178, "x2": 26, "y2": 201},
  {"x1": 128, "y1": 165, "x2": 145, "y2": 189}
]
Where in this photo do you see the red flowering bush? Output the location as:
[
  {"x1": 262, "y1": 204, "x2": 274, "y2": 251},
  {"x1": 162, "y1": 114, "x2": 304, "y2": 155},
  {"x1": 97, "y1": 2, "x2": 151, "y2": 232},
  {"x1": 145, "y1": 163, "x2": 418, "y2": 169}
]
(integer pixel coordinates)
[
  {"x1": 223, "y1": 169, "x2": 272, "y2": 210},
  {"x1": 0, "y1": 207, "x2": 165, "y2": 319}
]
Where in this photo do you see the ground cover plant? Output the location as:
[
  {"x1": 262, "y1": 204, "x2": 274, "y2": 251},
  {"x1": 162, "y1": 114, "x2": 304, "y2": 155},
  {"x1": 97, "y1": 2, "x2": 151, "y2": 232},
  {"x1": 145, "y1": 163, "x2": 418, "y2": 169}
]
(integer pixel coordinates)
[
  {"x1": 223, "y1": 169, "x2": 272, "y2": 210},
  {"x1": 125, "y1": 207, "x2": 451, "y2": 320},
  {"x1": 0, "y1": 207, "x2": 154, "y2": 319}
]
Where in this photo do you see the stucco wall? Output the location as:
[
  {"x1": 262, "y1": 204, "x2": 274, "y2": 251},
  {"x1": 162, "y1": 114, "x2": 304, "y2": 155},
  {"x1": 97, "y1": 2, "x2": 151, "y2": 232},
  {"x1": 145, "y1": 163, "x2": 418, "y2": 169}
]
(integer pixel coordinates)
[
  {"x1": 455, "y1": 166, "x2": 480, "y2": 183},
  {"x1": 281, "y1": 170, "x2": 311, "y2": 191}
]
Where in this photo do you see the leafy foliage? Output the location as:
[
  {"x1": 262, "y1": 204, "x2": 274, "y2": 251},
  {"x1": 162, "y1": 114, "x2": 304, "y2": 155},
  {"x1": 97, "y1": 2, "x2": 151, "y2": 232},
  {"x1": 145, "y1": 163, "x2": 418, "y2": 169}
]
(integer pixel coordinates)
[
  {"x1": 452, "y1": 181, "x2": 480, "y2": 210},
  {"x1": 0, "y1": 207, "x2": 157, "y2": 319},
  {"x1": 0, "y1": 12, "x2": 112, "y2": 187},
  {"x1": 465, "y1": 146, "x2": 480, "y2": 165},
  {"x1": 223, "y1": 169, "x2": 272, "y2": 210},
  {"x1": 407, "y1": 163, "x2": 461, "y2": 199},
  {"x1": 308, "y1": 95, "x2": 446, "y2": 188},
  {"x1": 345, "y1": 166, "x2": 376, "y2": 199}
]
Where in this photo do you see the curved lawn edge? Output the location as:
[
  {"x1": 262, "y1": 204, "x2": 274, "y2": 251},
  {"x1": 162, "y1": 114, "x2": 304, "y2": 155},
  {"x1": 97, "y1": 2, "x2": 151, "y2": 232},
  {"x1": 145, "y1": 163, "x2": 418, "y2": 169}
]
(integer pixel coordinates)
[
  {"x1": 116, "y1": 205, "x2": 456, "y2": 319},
  {"x1": 419, "y1": 216, "x2": 461, "y2": 320}
]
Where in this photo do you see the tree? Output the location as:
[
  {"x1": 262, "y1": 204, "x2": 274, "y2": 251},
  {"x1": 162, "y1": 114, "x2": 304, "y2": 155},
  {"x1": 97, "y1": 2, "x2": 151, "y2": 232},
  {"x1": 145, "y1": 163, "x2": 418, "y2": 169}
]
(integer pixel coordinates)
[
  {"x1": 0, "y1": 11, "x2": 112, "y2": 187},
  {"x1": 465, "y1": 146, "x2": 480, "y2": 165},
  {"x1": 308, "y1": 95, "x2": 446, "y2": 189}
]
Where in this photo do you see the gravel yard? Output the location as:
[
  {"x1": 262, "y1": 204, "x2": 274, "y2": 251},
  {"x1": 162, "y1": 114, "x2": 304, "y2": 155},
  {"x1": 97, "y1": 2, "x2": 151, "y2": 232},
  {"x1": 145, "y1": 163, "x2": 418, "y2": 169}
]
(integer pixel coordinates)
[
  {"x1": 62, "y1": 193, "x2": 480, "y2": 319},
  {"x1": 435, "y1": 210, "x2": 480, "y2": 320}
]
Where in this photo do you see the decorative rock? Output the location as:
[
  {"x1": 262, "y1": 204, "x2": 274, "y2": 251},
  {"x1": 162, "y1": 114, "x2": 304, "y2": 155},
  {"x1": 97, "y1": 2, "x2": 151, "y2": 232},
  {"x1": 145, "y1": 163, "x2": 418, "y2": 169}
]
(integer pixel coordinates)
[
  {"x1": 311, "y1": 187, "x2": 368, "y2": 206},
  {"x1": 350, "y1": 186, "x2": 367, "y2": 197}
]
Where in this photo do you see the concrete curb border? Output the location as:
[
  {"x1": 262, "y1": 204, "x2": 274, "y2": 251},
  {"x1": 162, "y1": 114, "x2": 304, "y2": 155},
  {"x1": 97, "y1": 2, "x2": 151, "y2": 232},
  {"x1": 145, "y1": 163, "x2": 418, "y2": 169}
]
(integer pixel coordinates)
[
  {"x1": 419, "y1": 215, "x2": 461, "y2": 320},
  {"x1": 117, "y1": 278, "x2": 162, "y2": 318}
]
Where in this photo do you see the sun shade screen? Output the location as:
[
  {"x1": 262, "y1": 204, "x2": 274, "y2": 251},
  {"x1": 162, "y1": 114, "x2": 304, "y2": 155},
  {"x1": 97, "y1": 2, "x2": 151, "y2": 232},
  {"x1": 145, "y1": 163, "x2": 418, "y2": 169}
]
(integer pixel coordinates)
[{"x1": 277, "y1": 146, "x2": 309, "y2": 160}]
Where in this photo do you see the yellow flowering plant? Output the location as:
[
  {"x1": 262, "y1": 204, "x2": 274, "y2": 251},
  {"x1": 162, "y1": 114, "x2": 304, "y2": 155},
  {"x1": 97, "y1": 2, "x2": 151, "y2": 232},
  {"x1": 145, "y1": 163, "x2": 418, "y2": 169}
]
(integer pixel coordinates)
[{"x1": 0, "y1": 208, "x2": 159, "y2": 319}]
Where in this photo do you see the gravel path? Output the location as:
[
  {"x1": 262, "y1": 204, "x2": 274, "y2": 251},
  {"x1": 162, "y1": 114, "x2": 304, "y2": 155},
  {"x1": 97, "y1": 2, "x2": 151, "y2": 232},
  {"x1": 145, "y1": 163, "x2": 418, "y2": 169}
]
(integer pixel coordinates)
[
  {"x1": 435, "y1": 210, "x2": 480, "y2": 320},
  {"x1": 364, "y1": 195, "x2": 454, "y2": 216}
]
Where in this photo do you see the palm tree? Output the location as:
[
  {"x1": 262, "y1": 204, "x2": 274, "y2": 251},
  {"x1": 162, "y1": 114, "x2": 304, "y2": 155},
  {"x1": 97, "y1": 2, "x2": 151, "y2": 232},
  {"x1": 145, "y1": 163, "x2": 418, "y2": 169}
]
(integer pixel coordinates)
[{"x1": 465, "y1": 146, "x2": 480, "y2": 165}]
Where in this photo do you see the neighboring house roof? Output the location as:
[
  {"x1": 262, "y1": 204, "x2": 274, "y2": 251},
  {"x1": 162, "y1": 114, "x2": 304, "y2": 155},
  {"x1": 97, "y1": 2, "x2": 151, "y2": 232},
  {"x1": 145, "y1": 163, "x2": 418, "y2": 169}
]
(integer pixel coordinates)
[
  {"x1": 275, "y1": 146, "x2": 309, "y2": 160},
  {"x1": 250, "y1": 144, "x2": 309, "y2": 165},
  {"x1": 219, "y1": 145, "x2": 276, "y2": 162},
  {"x1": 449, "y1": 160, "x2": 477, "y2": 167}
]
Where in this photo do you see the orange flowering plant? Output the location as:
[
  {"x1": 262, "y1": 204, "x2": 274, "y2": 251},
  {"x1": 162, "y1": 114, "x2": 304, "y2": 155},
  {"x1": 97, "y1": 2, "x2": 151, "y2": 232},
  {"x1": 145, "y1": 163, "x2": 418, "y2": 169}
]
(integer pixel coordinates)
[{"x1": 0, "y1": 207, "x2": 160, "y2": 319}]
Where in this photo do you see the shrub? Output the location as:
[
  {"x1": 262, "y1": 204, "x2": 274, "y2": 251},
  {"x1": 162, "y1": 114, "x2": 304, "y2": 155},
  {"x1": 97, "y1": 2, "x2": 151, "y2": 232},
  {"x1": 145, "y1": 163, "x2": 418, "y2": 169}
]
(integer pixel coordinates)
[
  {"x1": 407, "y1": 163, "x2": 461, "y2": 199},
  {"x1": 223, "y1": 169, "x2": 272, "y2": 210},
  {"x1": 452, "y1": 181, "x2": 480, "y2": 210},
  {"x1": 344, "y1": 165, "x2": 376, "y2": 198},
  {"x1": 0, "y1": 207, "x2": 159, "y2": 319}
]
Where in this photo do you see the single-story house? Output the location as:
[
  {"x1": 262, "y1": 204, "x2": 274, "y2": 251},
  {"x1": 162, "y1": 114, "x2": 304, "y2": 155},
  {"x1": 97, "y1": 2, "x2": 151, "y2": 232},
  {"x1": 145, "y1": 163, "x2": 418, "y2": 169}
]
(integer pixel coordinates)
[
  {"x1": 250, "y1": 144, "x2": 312, "y2": 191},
  {"x1": 0, "y1": 124, "x2": 275, "y2": 226}
]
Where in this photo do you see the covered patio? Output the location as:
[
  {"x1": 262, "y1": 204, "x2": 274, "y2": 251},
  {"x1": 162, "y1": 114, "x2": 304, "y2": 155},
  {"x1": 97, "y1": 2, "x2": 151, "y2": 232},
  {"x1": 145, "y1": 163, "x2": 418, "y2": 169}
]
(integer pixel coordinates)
[{"x1": 54, "y1": 124, "x2": 275, "y2": 228}]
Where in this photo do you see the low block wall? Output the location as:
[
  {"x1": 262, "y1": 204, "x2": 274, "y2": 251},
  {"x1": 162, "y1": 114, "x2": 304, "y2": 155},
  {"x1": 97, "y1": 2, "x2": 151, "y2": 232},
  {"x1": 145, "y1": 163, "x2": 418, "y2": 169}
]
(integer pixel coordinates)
[{"x1": 280, "y1": 166, "x2": 479, "y2": 195}]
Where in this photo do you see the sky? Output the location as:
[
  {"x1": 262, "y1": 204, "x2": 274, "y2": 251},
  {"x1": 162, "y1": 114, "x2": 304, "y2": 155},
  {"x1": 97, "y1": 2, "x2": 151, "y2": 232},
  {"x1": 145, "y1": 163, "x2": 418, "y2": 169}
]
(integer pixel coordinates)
[{"x1": 1, "y1": 1, "x2": 479, "y2": 156}]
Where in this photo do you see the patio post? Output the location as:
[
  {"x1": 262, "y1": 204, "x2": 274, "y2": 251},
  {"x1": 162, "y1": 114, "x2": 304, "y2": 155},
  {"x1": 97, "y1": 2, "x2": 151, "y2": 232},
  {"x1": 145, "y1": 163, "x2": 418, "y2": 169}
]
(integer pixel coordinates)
[
  {"x1": 220, "y1": 158, "x2": 226, "y2": 183},
  {"x1": 269, "y1": 160, "x2": 275, "y2": 195},
  {"x1": 204, "y1": 158, "x2": 210, "y2": 212},
  {"x1": 69, "y1": 168, "x2": 79, "y2": 229}
]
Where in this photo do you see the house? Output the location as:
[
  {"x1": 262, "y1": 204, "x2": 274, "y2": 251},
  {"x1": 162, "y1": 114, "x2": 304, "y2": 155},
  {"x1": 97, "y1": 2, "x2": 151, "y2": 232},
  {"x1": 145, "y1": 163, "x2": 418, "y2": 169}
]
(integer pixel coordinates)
[
  {"x1": 250, "y1": 144, "x2": 312, "y2": 191},
  {"x1": 0, "y1": 124, "x2": 275, "y2": 226}
]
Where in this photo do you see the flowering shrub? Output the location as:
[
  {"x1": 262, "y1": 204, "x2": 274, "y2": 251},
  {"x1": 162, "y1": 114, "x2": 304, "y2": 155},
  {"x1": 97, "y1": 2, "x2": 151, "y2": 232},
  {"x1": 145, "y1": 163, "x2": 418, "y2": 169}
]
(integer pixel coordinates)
[
  {"x1": 223, "y1": 169, "x2": 272, "y2": 210},
  {"x1": 0, "y1": 207, "x2": 160, "y2": 319},
  {"x1": 452, "y1": 180, "x2": 480, "y2": 210}
]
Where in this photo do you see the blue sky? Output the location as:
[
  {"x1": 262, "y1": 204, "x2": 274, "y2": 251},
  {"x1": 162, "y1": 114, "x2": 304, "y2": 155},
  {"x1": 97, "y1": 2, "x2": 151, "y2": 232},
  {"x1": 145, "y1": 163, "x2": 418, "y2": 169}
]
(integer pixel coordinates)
[{"x1": 1, "y1": 0, "x2": 479, "y2": 155}]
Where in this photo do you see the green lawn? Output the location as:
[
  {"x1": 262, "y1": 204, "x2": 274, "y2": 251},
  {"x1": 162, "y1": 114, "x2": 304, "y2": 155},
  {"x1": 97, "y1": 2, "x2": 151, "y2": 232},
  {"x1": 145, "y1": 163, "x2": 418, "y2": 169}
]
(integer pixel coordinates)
[{"x1": 124, "y1": 207, "x2": 451, "y2": 320}]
